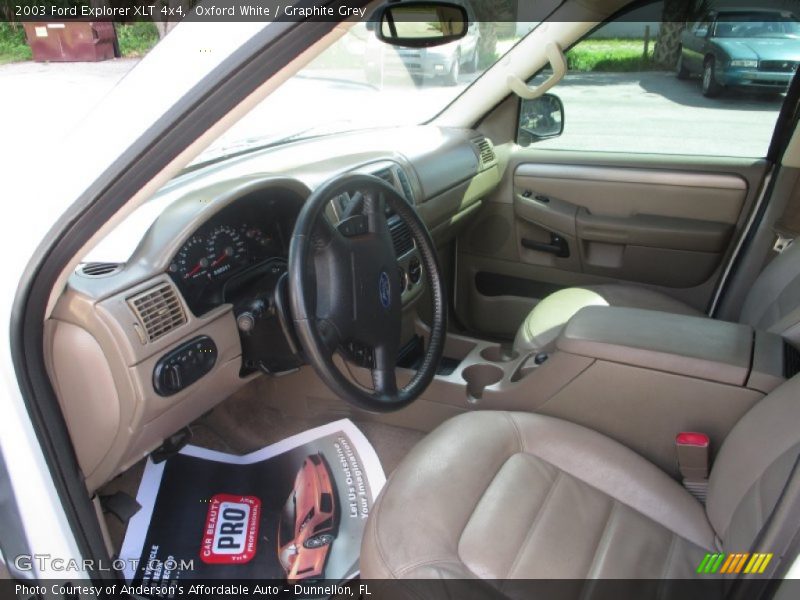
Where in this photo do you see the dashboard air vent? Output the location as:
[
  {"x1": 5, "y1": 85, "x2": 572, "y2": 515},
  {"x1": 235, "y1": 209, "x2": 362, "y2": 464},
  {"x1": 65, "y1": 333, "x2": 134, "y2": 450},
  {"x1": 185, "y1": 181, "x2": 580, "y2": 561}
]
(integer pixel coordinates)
[
  {"x1": 77, "y1": 262, "x2": 122, "y2": 277},
  {"x1": 394, "y1": 168, "x2": 415, "y2": 203},
  {"x1": 374, "y1": 168, "x2": 393, "y2": 185},
  {"x1": 389, "y1": 217, "x2": 414, "y2": 257},
  {"x1": 472, "y1": 136, "x2": 497, "y2": 170},
  {"x1": 128, "y1": 282, "x2": 186, "y2": 343},
  {"x1": 372, "y1": 165, "x2": 414, "y2": 204}
]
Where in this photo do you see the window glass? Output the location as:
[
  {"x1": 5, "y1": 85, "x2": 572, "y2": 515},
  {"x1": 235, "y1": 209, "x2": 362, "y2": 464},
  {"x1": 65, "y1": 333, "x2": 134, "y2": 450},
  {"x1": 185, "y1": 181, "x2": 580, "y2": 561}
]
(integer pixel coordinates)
[
  {"x1": 522, "y1": 1, "x2": 791, "y2": 158},
  {"x1": 194, "y1": 5, "x2": 538, "y2": 166}
]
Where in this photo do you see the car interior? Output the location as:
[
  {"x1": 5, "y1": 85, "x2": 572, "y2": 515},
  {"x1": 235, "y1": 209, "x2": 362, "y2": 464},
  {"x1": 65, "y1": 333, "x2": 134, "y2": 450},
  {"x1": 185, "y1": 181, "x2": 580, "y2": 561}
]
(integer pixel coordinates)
[{"x1": 24, "y1": 0, "x2": 800, "y2": 589}]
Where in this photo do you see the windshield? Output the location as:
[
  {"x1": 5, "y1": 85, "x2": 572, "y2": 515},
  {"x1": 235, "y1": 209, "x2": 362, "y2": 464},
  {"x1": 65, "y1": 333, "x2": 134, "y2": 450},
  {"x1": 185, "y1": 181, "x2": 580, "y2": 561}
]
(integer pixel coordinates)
[
  {"x1": 192, "y1": 20, "x2": 535, "y2": 165},
  {"x1": 715, "y1": 14, "x2": 800, "y2": 38}
]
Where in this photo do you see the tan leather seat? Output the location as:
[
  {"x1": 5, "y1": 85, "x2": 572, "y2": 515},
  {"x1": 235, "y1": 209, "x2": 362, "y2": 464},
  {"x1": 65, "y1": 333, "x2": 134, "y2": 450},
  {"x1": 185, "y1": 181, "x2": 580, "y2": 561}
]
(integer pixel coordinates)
[
  {"x1": 362, "y1": 375, "x2": 800, "y2": 581},
  {"x1": 514, "y1": 240, "x2": 800, "y2": 352}
]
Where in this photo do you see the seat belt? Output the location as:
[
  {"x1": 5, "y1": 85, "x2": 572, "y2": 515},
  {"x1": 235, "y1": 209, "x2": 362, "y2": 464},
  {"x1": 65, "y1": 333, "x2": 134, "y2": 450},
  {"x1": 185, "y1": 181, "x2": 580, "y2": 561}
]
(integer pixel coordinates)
[{"x1": 676, "y1": 432, "x2": 710, "y2": 503}]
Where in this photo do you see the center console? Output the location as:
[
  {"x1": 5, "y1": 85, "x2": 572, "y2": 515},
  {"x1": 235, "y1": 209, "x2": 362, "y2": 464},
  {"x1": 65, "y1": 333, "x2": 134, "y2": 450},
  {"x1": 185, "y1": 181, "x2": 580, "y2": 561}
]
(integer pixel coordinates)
[
  {"x1": 404, "y1": 306, "x2": 786, "y2": 477},
  {"x1": 269, "y1": 304, "x2": 787, "y2": 479}
]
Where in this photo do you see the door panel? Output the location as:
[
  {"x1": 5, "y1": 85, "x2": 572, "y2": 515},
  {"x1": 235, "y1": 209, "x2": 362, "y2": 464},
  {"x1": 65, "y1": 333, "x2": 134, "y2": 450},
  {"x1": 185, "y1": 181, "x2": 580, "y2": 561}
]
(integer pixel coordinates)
[
  {"x1": 515, "y1": 164, "x2": 747, "y2": 223},
  {"x1": 456, "y1": 150, "x2": 768, "y2": 339}
]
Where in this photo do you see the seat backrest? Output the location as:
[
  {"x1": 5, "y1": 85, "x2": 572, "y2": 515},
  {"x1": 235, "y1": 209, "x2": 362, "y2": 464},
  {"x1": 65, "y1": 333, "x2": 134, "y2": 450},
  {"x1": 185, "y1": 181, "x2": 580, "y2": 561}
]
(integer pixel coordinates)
[
  {"x1": 739, "y1": 241, "x2": 800, "y2": 341},
  {"x1": 707, "y1": 374, "x2": 800, "y2": 551}
]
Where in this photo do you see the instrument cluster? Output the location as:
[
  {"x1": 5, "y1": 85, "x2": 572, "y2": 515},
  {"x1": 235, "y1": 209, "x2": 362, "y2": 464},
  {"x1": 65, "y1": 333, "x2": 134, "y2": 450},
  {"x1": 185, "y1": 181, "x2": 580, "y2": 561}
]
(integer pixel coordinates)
[
  {"x1": 170, "y1": 224, "x2": 280, "y2": 284},
  {"x1": 168, "y1": 189, "x2": 301, "y2": 316}
]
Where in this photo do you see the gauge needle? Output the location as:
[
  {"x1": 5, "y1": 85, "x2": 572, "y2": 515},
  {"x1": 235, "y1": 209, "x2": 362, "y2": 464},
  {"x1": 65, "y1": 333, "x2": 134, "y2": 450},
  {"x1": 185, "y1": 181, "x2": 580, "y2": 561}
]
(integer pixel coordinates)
[
  {"x1": 211, "y1": 254, "x2": 227, "y2": 267},
  {"x1": 185, "y1": 264, "x2": 203, "y2": 278}
]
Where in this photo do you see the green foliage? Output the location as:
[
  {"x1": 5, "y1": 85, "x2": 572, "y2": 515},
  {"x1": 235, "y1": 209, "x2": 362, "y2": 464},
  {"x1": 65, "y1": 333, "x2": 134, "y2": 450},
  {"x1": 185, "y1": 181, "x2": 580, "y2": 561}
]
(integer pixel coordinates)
[
  {"x1": 0, "y1": 22, "x2": 31, "y2": 64},
  {"x1": 116, "y1": 22, "x2": 159, "y2": 57},
  {"x1": 566, "y1": 39, "x2": 658, "y2": 73}
]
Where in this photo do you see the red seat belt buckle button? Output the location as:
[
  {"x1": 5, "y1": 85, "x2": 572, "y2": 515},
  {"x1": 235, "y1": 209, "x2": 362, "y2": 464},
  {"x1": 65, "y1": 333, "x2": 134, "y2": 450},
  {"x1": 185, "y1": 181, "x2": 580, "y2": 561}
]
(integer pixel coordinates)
[
  {"x1": 676, "y1": 432, "x2": 709, "y2": 447},
  {"x1": 676, "y1": 432, "x2": 710, "y2": 484}
]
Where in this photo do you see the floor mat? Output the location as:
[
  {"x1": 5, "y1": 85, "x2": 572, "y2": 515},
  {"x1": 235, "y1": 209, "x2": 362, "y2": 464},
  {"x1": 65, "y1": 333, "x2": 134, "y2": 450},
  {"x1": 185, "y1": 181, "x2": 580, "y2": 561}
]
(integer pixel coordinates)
[
  {"x1": 119, "y1": 419, "x2": 385, "y2": 591},
  {"x1": 198, "y1": 385, "x2": 426, "y2": 474}
]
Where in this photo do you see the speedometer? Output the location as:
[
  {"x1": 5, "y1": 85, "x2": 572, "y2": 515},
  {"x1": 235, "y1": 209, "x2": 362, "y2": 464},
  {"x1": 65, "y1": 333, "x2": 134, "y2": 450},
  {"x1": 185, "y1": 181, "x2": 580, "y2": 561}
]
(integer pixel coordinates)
[
  {"x1": 206, "y1": 225, "x2": 246, "y2": 278},
  {"x1": 170, "y1": 235, "x2": 210, "y2": 283}
]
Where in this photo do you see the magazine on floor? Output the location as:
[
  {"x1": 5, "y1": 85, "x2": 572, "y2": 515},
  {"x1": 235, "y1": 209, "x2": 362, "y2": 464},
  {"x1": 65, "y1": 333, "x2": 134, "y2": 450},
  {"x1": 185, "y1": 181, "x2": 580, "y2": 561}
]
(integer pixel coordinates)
[{"x1": 119, "y1": 419, "x2": 385, "y2": 592}]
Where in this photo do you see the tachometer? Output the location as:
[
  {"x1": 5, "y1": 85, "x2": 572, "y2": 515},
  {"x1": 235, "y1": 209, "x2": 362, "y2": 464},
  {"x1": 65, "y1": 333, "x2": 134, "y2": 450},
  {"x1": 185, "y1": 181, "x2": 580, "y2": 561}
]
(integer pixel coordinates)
[
  {"x1": 244, "y1": 226, "x2": 273, "y2": 248},
  {"x1": 170, "y1": 235, "x2": 210, "y2": 282},
  {"x1": 207, "y1": 225, "x2": 246, "y2": 278}
]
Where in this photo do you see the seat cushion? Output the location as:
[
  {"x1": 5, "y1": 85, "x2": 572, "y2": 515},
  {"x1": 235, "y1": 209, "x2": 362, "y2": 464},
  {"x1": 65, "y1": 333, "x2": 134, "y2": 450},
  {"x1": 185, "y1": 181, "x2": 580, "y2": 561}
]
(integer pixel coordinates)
[
  {"x1": 362, "y1": 411, "x2": 717, "y2": 581},
  {"x1": 514, "y1": 284, "x2": 703, "y2": 352}
]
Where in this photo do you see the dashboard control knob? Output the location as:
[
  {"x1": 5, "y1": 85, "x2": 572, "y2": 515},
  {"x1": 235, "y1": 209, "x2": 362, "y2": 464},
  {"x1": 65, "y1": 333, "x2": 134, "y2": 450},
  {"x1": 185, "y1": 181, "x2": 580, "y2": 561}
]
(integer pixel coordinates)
[
  {"x1": 167, "y1": 365, "x2": 182, "y2": 391},
  {"x1": 237, "y1": 312, "x2": 256, "y2": 333},
  {"x1": 153, "y1": 336, "x2": 217, "y2": 397}
]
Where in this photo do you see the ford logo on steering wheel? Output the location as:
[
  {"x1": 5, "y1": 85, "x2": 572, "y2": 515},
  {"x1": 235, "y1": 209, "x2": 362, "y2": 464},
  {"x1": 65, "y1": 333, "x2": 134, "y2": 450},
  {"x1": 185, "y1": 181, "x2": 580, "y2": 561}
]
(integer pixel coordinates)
[{"x1": 378, "y1": 271, "x2": 391, "y2": 309}]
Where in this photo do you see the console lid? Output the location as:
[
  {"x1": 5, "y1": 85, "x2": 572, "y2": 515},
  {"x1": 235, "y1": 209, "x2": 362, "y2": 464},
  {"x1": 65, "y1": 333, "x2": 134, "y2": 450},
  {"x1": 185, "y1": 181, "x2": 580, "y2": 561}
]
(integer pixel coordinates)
[{"x1": 556, "y1": 306, "x2": 752, "y2": 385}]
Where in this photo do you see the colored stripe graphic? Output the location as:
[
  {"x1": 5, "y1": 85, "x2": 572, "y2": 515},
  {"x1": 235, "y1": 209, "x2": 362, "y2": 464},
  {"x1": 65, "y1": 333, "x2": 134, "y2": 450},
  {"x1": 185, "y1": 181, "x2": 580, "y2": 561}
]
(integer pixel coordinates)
[
  {"x1": 744, "y1": 554, "x2": 759, "y2": 574},
  {"x1": 758, "y1": 553, "x2": 773, "y2": 573},
  {"x1": 696, "y1": 553, "x2": 712, "y2": 574},
  {"x1": 734, "y1": 553, "x2": 749, "y2": 573},
  {"x1": 720, "y1": 553, "x2": 736, "y2": 574},
  {"x1": 700, "y1": 553, "x2": 774, "y2": 575}
]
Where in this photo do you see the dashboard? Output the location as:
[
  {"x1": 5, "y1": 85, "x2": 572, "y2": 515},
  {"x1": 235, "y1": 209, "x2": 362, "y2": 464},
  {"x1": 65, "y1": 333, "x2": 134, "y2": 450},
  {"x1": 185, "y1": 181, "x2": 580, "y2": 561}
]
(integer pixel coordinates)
[
  {"x1": 168, "y1": 188, "x2": 303, "y2": 316},
  {"x1": 51, "y1": 126, "x2": 500, "y2": 491}
]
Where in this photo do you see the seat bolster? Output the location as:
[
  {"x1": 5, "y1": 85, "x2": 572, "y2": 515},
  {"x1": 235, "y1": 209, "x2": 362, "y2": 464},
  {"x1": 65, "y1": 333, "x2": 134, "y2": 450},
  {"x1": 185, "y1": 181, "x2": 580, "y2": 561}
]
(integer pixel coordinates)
[
  {"x1": 707, "y1": 376, "x2": 800, "y2": 546},
  {"x1": 508, "y1": 412, "x2": 716, "y2": 550},
  {"x1": 361, "y1": 411, "x2": 522, "y2": 579}
]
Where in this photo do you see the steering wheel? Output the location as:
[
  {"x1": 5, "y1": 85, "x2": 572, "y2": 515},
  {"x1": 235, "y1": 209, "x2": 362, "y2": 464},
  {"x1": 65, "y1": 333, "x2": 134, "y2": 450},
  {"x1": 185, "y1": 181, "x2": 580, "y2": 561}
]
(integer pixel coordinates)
[{"x1": 288, "y1": 173, "x2": 446, "y2": 412}]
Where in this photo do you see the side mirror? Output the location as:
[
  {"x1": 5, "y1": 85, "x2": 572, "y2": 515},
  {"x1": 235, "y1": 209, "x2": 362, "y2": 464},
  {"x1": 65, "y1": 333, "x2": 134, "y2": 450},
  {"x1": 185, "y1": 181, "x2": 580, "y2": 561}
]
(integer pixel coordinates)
[
  {"x1": 695, "y1": 26, "x2": 709, "y2": 37},
  {"x1": 517, "y1": 94, "x2": 564, "y2": 146},
  {"x1": 375, "y1": 1, "x2": 469, "y2": 48}
]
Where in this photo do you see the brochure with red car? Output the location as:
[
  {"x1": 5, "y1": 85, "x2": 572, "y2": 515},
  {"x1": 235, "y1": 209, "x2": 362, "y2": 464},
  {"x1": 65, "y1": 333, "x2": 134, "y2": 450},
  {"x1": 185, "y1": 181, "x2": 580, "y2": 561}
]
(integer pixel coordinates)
[{"x1": 119, "y1": 419, "x2": 385, "y2": 593}]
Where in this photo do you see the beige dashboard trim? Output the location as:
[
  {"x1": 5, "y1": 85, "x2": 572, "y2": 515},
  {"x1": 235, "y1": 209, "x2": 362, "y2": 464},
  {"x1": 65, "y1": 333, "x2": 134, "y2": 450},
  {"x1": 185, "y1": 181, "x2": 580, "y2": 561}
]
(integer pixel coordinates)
[{"x1": 49, "y1": 271, "x2": 247, "y2": 491}]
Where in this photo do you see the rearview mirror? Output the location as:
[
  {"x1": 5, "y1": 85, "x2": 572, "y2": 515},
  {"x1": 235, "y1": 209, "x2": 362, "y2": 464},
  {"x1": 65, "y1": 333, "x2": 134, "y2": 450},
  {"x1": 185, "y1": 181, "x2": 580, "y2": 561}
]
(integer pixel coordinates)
[
  {"x1": 517, "y1": 94, "x2": 565, "y2": 146},
  {"x1": 375, "y1": 1, "x2": 469, "y2": 48}
]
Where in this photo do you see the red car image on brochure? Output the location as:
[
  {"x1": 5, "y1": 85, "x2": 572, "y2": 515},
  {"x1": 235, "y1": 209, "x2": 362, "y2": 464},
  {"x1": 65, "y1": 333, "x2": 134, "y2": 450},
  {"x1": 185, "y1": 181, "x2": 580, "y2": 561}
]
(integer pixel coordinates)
[{"x1": 277, "y1": 453, "x2": 339, "y2": 581}]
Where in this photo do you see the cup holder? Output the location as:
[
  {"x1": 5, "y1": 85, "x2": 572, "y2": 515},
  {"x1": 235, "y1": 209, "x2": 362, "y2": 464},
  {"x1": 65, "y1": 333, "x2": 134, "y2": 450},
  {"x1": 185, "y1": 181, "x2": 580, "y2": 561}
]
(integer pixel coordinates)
[
  {"x1": 462, "y1": 364, "x2": 504, "y2": 401},
  {"x1": 480, "y1": 345, "x2": 519, "y2": 363}
]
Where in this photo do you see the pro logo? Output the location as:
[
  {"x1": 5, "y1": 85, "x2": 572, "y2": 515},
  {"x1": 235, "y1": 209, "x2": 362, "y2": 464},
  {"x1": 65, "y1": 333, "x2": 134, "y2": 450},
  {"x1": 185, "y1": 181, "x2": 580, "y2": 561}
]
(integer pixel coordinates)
[{"x1": 201, "y1": 494, "x2": 260, "y2": 564}]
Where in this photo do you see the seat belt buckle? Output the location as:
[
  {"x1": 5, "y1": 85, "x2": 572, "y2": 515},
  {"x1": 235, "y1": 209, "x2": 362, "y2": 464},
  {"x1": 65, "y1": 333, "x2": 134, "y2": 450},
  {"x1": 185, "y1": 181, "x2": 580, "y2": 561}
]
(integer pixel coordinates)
[
  {"x1": 772, "y1": 231, "x2": 794, "y2": 254},
  {"x1": 676, "y1": 432, "x2": 709, "y2": 503}
]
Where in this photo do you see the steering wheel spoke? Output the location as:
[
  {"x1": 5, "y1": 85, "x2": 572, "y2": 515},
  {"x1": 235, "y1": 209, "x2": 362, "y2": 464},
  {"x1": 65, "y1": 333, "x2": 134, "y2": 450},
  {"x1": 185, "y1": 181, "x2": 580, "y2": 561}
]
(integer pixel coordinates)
[
  {"x1": 316, "y1": 318, "x2": 342, "y2": 358},
  {"x1": 313, "y1": 213, "x2": 348, "y2": 250},
  {"x1": 372, "y1": 342, "x2": 399, "y2": 396}
]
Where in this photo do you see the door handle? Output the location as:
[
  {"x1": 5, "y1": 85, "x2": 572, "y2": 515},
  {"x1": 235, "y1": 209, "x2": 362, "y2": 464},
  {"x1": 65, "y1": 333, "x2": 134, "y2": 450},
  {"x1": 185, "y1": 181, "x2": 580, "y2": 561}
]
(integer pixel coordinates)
[{"x1": 521, "y1": 233, "x2": 570, "y2": 258}]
